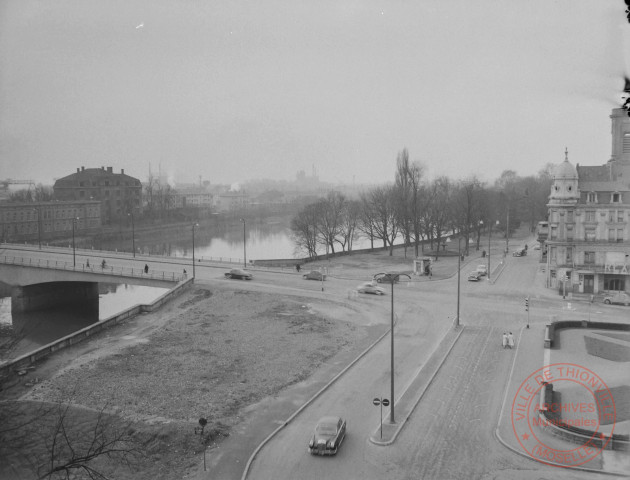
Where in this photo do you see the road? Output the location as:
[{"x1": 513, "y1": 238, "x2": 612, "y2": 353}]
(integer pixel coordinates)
[{"x1": 245, "y1": 252, "x2": 626, "y2": 480}]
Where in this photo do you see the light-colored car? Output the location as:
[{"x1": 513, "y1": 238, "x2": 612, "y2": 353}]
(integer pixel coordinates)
[
  {"x1": 603, "y1": 292, "x2": 630, "y2": 306},
  {"x1": 308, "y1": 416, "x2": 347, "y2": 456},
  {"x1": 303, "y1": 271, "x2": 326, "y2": 281},
  {"x1": 467, "y1": 272, "x2": 481, "y2": 282},
  {"x1": 476, "y1": 264, "x2": 487, "y2": 276},
  {"x1": 356, "y1": 282, "x2": 386, "y2": 295},
  {"x1": 224, "y1": 268, "x2": 253, "y2": 280},
  {"x1": 533, "y1": 243, "x2": 541, "y2": 250}
]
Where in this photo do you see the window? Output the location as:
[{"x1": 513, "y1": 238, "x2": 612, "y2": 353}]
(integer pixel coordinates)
[
  {"x1": 617, "y1": 228, "x2": 624, "y2": 243},
  {"x1": 584, "y1": 252, "x2": 595, "y2": 264},
  {"x1": 567, "y1": 225, "x2": 574, "y2": 241},
  {"x1": 609, "y1": 210, "x2": 615, "y2": 222},
  {"x1": 608, "y1": 228, "x2": 615, "y2": 242},
  {"x1": 612, "y1": 193, "x2": 621, "y2": 203},
  {"x1": 585, "y1": 211, "x2": 596, "y2": 222},
  {"x1": 550, "y1": 246, "x2": 557, "y2": 261},
  {"x1": 567, "y1": 211, "x2": 574, "y2": 222},
  {"x1": 587, "y1": 192, "x2": 597, "y2": 203},
  {"x1": 566, "y1": 247, "x2": 573, "y2": 263},
  {"x1": 585, "y1": 229, "x2": 596, "y2": 241},
  {"x1": 550, "y1": 226, "x2": 558, "y2": 240},
  {"x1": 618, "y1": 210, "x2": 625, "y2": 222}
]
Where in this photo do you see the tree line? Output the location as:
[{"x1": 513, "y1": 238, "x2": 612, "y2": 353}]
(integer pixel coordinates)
[{"x1": 291, "y1": 148, "x2": 553, "y2": 259}]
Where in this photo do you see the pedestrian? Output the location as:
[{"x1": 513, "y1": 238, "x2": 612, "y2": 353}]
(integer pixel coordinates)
[
  {"x1": 508, "y1": 332, "x2": 515, "y2": 349},
  {"x1": 144, "y1": 264, "x2": 149, "y2": 274},
  {"x1": 183, "y1": 268, "x2": 187, "y2": 278},
  {"x1": 502, "y1": 332, "x2": 508, "y2": 349},
  {"x1": 101, "y1": 259, "x2": 106, "y2": 269},
  {"x1": 296, "y1": 264, "x2": 301, "y2": 273},
  {"x1": 86, "y1": 259, "x2": 90, "y2": 268}
]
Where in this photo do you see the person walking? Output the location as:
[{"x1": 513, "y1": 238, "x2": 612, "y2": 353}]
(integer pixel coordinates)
[
  {"x1": 507, "y1": 332, "x2": 515, "y2": 349},
  {"x1": 144, "y1": 264, "x2": 149, "y2": 274},
  {"x1": 502, "y1": 332, "x2": 508, "y2": 349},
  {"x1": 295, "y1": 264, "x2": 301, "y2": 273}
]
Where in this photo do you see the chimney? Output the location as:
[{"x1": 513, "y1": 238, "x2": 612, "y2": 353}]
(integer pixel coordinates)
[
  {"x1": 77, "y1": 168, "x2": 80, "y2": 173},
  {"x1": 107, "y1": 167, "x2": 113, "y2": 173},
  {"x1": 81, "y1": 166, "x2": 85, "y2": 171},
  {"x1": 121, "y1": 168, "x2": 125, "y2": 175}
]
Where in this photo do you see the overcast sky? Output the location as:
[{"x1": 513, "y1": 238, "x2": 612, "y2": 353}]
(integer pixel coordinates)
[{"x1": 1, "y1": 1, "x2": 628, "y2": 187}]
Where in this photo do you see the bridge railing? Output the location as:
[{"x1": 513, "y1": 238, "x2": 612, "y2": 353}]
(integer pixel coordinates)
[{"x1": 0, "y1": 255, "x2": 183, "y2": 283}]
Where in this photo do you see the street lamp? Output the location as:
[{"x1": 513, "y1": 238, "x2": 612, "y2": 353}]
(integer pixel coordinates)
[
  {"x1": 447, "y1": 235, "x2": 462, "y2": 327},
  {"x1": 128, "y1": 212, "x2": 135, "y2": 258},
  {"x1": 192, "y1": 223, "x2": 199, "y2": 279},
  {"x1": 240, "y1": 218, "x2": 247, "y2": 268},
  {"x1": 373, "y1": 272, "x2": 411, "y2": 425},
  {"x1": 32, "y1": 207, "x2": 41, "y2": 249},
  {"x1": 72, "y1": 217, "x2": 79, "y2": 267}
]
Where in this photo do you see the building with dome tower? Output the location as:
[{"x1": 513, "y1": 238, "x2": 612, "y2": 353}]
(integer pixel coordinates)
[{"x1": 545, "y1": 108, "x2": 630, "y2": 295}]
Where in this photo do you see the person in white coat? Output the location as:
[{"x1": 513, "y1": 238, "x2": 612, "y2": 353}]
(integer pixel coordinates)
[
  {"x1": 507, "y1": 332, "x2": 515, "y2": 349},
  {"x1": 502, "y1": 332, "x2": 508, "y2": 348}
]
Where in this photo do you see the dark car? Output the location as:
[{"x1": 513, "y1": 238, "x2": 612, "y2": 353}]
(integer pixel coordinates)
[
  {"x1": 303, "y1": 271, "x2": 326, "y2": 281},
  {"x1": 224, "y1": 268, "x2": 253, "y2": 280},
  {"x1": 512, "y1": 248, "x2": 527, "y2": 257},
  {"x1": 467, "y1": 271, "x2": 481, "y2": 282},
  {"x1": 603, "y1": 292, "x2": 630, "y2": 306},
  {"x1": 308, "y1": 416, "x2": 347, "y2": 456}
]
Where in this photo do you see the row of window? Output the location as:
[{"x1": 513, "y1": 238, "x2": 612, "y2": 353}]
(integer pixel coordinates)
[
  {"x1": 550, "y1": 209, "x2": 626, "y2": 223},
  {"x1": 549, "y1": 226, "x2": 625, "y2": 242},
  {"x1": 585, "y1": 192, "x2": 623, "y2": 203}
]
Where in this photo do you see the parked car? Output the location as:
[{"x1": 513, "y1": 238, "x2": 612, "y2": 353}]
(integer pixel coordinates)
[
  {"x1": 533, "y1": 243, "x2": 541, "y2": 250},
  {"x1": 356, "y1": 282, "x2": 386, "y2": 295},
  {"x1": 308, "y1": 416, "x2": 347, "y2": 456},
  {"x1": 512, "y1": 248, "x2": 527, "y2": 257},
  {"x1": 224, "y1": 268, "x2": 253, "y2": 280},
  {"x1": 467, "y1": 272, "x2": 481, "y2": 282},
  {"x1": 303, "y1": 271, "x2": 326, "y2": 281},
  {"x1": 603, "y1": 292, "x2": 630, "y2": 306},
  {"x1": 476, "y1": 264, "x2": 487, "y2": 276}
]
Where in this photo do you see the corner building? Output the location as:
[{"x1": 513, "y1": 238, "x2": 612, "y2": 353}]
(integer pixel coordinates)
[{"x1": 546, "y1": 109, "x2": 630, "y2": 295}]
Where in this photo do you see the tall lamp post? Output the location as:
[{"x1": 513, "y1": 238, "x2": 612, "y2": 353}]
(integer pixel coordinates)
[
  {"x1": 447, "y1": 235, "x2": 462, "y2": 327},
  {"x1": 374, "y1": 272, "x2": 411, "y2": 424},
  {"x1": 72, "y1": 217, "x2": 79, "y2": 267},
  {"x1": 192, "y1": 223, "x2": 199, "y2": 279},
  {"x1": 240, "y1": 218, "x2": 247, "y2": 268},
  {"x1": 33, "y1": 207, "x2": 42, "y2": 249},
  {"x1": 128, "y1": 212, "x2": 135, "y2": 258}
]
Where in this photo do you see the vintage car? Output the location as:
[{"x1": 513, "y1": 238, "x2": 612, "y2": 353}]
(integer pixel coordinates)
[
  {"x1": 224, "y1": 268, "x2": 253, "y2": 280},
  {"x1": 308, "y1": 416, "x2": 347, "y2": 455},
  {"x1": 303, "y1": 270, "x2": 326, "y2": 281},
  {"x1": 603, "y1": 292, "x2": 630, "y2": 306},
  {"x1": 512, "y1": 247, "x2": 527, "y2": 257},
  {"x1": 373, "y1": 273, "x2": 399, "y2": 284},
  {"x1": 356, "y1": 282, "x2": 386, "y2": 295},
  {"x1": 467, "y1": 271, "x2": 481, "y2": 282},
  {"x1": 476, "y1": 264, "x2": 487, "y2": 276}
]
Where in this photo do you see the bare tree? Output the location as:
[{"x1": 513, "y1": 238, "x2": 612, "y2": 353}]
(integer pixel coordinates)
[
  {"x1": 290, "y1": 203, "x2": 321, "y2": 258},
  {"x1": 367, "y1": 185, "x2": 399, "y2": 255},
  {"x1": 426, "y1": 176, "x2": 453, "y2": 259}
]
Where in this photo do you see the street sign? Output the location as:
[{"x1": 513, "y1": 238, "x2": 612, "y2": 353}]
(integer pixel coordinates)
[
  {"x1": 373, "y1": 397, "x2": 390, "y2": 439},
  {"x1": 382, "y1": 399, "x2": 390, "y2": 406},
  {"x1": 373, "y1": 398, "x2": 381, "y2": 406}
]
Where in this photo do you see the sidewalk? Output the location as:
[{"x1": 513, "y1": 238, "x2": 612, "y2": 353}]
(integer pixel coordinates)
[{"x1": 495, "y1": 324, "x2": 629, "y2": 476}]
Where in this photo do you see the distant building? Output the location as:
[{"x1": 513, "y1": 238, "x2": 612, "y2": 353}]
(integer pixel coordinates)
[
  {"x1": 0, "y1": 200, "x2": 101, "y2": 243},
  {"x1": 171, "y1": 187, "x2": 213, "y2": 209},
  {"x1": 53, "y1": 167, "x2": 142, "y2": 223},
  {"x1": 545, "y1": 108, "x2": 630, "y2": 294},
  {"x1": 215, "y1": 191, "x2": 249, "y2": 212}
]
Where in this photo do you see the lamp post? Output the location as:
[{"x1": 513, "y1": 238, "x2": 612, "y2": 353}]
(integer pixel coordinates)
[
  {"x1": 72, "y1": 217, "x2": 79, "y2": 267},
  {"x1": 128, "y1": 212, "x2": 135, "y2": 258},
  {"x1": 192, "y1": 223, "x2": 199, "y2": 279},
  {"x1": 374, "y1": 272, "x2": 411, "y2": 425},
  {"x1": 33, "y1": 207, "x2": 42, "y2": 249},
  {"x1": 240, "y1": 218, "x2": 247, "y2": 268},
  {"x1": 447, "y1": 235, "x2": 462, "y2": 327}
]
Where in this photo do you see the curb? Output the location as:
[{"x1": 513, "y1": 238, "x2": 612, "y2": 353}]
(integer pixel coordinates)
[{"x1": 369, "y1": 325, "x2": 464, "y2": 445}]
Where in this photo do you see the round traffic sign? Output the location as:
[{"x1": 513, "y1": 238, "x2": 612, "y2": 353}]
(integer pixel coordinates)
[
  {"x1": 382, "y1": 399, "x2": 390, "y2": 407},
  {"x1": 373, "y1": 398, "x2": 381, "y2": 406}
]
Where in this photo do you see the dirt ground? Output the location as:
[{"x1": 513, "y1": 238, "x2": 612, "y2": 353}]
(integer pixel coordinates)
[{"x1": 0, "y1": 283, "x2": 374, "y2": 480}]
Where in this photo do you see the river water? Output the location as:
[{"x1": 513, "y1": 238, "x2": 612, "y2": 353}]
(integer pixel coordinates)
[{"x1": 0, "y1": 282, "x2": 168, "y2": 364}]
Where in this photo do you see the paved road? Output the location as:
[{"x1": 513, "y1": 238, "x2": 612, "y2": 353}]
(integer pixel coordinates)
[{"x1": 245, "y1": 251, "x2": 626, "y2": 479}]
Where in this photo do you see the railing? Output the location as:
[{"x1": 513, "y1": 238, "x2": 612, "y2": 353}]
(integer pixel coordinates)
[{"x1": 0, "y1": 255, "x2": 183, "y2": 283}]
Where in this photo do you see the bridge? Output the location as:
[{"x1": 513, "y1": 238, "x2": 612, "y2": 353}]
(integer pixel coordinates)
[{"x1": 0, "y1": 251, "x2": 184, "y2": 313}]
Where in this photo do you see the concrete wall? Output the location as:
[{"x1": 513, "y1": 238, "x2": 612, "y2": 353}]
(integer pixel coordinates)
[
  {"x1": 11, "y1": 281, "x2": 98, "y2": 313},
  {"x1": 0, "y1": 278, "x2": 193, "y2": 378}
]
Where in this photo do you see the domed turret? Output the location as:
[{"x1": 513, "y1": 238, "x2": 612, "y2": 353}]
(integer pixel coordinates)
[{"x1": 549, "y1": 148, "x2": 579, "y2": 205}]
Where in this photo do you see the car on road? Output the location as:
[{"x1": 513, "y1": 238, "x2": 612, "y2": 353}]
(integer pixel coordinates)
[
  {"x1": 373, "y1": 274, "x2": 399, "y2": 284},
  {"x1": 224, "y1": 268, "x2": 253, "y2": 280},
  {"x1": 303, "y1": 270, "x2": 326, "y2": 281},
  {"x1": 512, "y1": 247, "x2": 527, "y2": 257},
  {"x1": 533, "y1": 243, "x2": 541, "y2": 250},
  {"x1": 476, "y1": 264, "x2": 487, "y2": 276},
  {"x1": 467, "y1": 272, "x2": 481, "y2": 282},
  {"x1": 308, "y1": 416, "x2": 347, "y2": 456},
  {"x1": 603, "y1": 292, "x2": 630, "y2": 306},
  {"x1": 356, "y1": 282, "x2": 386, "y2": 295}
]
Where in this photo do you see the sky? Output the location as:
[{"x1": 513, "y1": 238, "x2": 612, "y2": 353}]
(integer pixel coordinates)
[{"x1": 0, "y1": 1, "x2": 629, "y2": 187}]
